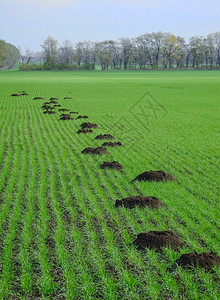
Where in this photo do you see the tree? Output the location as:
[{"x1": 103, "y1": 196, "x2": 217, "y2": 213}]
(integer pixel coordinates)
[
  {"x1": 209, "y1": 32, "x2": 220, "y2": 67},
  {"x1": 189, "y1": 36, "x2": 205, "y2": 68},
  {"x1": 97, "y1": 40, "x2": 115, "y2": 70},
  {"x1": 41, "y1": 36, "x2": 58, "y2": 68},
  {"x1": 57, "y1": 40, "x2": 74, "y2": 65},
  {"x1": 161, "y1": 35, "x2": 185, "y2": 69},
  {"x1": 134, "y1": 34, "x2": 151, "y2": 69},
  {"x1": 0, "y1": 39, "x2": 19, "y2": 69},
  {"x1": 119, "y1": 38, "x2": 133, "y2": 70},
  {"x1": 18, "y1": 47, "x2": 34, "y2": 64}
]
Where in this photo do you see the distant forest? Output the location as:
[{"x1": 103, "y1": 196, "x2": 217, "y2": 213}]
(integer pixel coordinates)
[
  {"x1": 0, "y1": 40, "x2": 19, "y2": 70},
  {"x1": 1, "y1": 31, "x2": 220, "y2": 71}
]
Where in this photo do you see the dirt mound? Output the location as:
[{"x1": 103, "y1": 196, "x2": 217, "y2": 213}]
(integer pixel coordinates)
[
  {"x1": 70, "y1": 111, "x2": 79, "y2": 114},
  {"x1": 77, "y1": 129, "x2": 93, "y2": 134},
  {"x1": 11, "y1": 94, "x2": 21, "y2": 96},
  {"x1": 102, "y1": 141, "x2": 124, "y2": 147},
  {"x1": 82, "y1": 147, "x2": 109, "y2": 155},
  {"x1": 21, "y1": 93, "x2": 29, "y2": 95},
  {"x1": 34, "y1": 97, "x2": 45, "y2": 100},
  {"x1": 133, "y1": 230, "x2": 184, "y2": 251},
  {"x1": 64, "y1": 97, "x2": 72, "y2": 99},
  {"x1": 58, "y1": 108, "x2": 70, "y2": 112},
  {"x1": 115, "y1": 196, "x2": 165, "y2": 209},
  {"x1": 41, "y1": 105, "x2": 54, "y2": 110},
  {"x1": 50, "y1": 97, "x2": 59, "y2": 100},
  {"x1": 176, "y1": 252, "x2": 220, "y2": 271},
  {"x1": 132, "y1": 170, "x2": 176, "y2": 182},
  {"x1": 59, "y1": 114, "x2": 74, "y2": 120},
  {"x1": 80, "y1": 122, "x2": 99, "y2": 129},
  {"x1": 43, "y1": 111, "x2": 56, "y2": 114},
  {"x1": 100, "y1": 161, "x2": 124, "y2": 171},
  {"x1": 95, "y1": 134, "x2": 115, "y2": 140},
  {"x1": 76, "y1": 115, "x2": 88, "y2": 119}
]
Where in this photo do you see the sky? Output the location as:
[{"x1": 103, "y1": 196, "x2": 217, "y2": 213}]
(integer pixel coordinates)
[{"x1": 1, "y1": 0, "x2": 219, "y2": 51}]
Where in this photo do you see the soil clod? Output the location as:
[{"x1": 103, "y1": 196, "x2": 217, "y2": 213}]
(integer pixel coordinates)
[
  {"x1": 95, "y1": 134, "x2": 115, "y2": 140},
  {"x1": 82, "y1": 147, "x2": 109, "y2": 155},
  {"x1": 70, "y1": 111, "x2": 79, "y2": 114},
  {"x1": 64, "y1": 97, "x2": 72, "y2": 99},
  {"x1": 41, "y1": 105, "x2": 54, "y2": 110},
  {"x1": 11, "y1": 94, "x2": 21, "y2": 96},
  {"x1": 80, "y1": 122, "x2": 99, "y2": 129},
  {"x1": 77, "y1": 129, "x2": 93, "y2": 134},
  {"x1": 34, "y1": 97, "x2": 45, "y2": 100},
  {"x1": 175, "y1": 252, "x2": 220, "y2": 271},
  {"x1": 50, "y1": 97, "x2": 59, "y2": 100},
  {"x1": 43, "y1": 110, "x2": 56, "y2": 114},
  {"x1": 133, "y1": 230, "x2": 184, "y2": 251},
  {"x1": 58, "y1": 108, "x2": 70, "y2": 112},
  {"x1": 21, "y1": 93, "x2": 29, "y2": 95},
  {"x1": 76, "y1": 115, "x2": 88, "y2": 119},
  {"x1": 102, "y1": 141, "x2": 124, "y2": 147},
  {"x1": 132, "y1": 170, "x2": 176, "y2": 182},
  {"x1": 100, "y1": 161, "x2": 123, "y2": 171},
  {"x1": 59, "y1": 114, "x2": 74, "y2": 120},
  {"x1": 115, "y1": 196, "x2": 165, "y2": 209}
]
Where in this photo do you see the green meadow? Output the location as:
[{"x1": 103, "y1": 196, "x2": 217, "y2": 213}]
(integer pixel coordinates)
[{"x1": 0, "y1": 70, "x2": 219, "y2": 299}]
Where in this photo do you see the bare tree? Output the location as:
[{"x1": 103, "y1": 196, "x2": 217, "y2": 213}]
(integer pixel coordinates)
[
  {"x1": 18, "y1": 46, "x2": 34, "y2": 64},
  {"x1": 57, "y1": 40, "x2": 74, "y2": 64}
]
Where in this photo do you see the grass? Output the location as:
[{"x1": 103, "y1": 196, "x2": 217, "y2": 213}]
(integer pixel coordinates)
[{"x1": 0, "y1": 69, "x2": 219, "y2": 299}]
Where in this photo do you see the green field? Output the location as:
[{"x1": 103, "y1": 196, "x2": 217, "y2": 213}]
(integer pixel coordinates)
[{"x1": 0, "y1": 70, "x2": 219, "y2": 299}]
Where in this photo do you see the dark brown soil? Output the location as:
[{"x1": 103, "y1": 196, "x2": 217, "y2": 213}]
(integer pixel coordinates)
[
  {"x1": 70, "y1": 111, "x2": 79, "y2": 114},
  {"x1": 176, "y1": 252, "x2": 220, "y2": 271},
  {"x1": 21, "y1": 93, "x2": 29, "y2": 95},
  {"x1": 50, "y1": 97, "x2": 59, "y2": 100},
  {"x1": 77, "y1": 129, "x2": 93, "y2": 134},
  {"x1": 115, "y1": 196, "x2": 165, "y2": 209},
  {"x1": 11, "y1": 94, "x2": 21, "y2": 96},
  {"x1": 58, "y1": 108, "x2": 70, "y2": 112},
  {"x1": 64, "y1": 97, "x2": 72, "y2": 99},
  {"x1": 82, "y1": 147, "x2": 109, "y2": 155},
  {"x1": 44, "y1": 102, "x2": 51, "y2": 104},
  {"x1": 132, "y1": 170, "x2": 176, "y2": 182},
  {"x1": 60, "y1": 113, "x2": 70, "y2": 117},
  {"x1": 100, "y1": 161, "x2": 124, "y2": 171},
  {"x1": 76, "y1": 115, "x2": 88, "y2": 119},
  {"x1": 80, "y1": 122, "x2": 99, "y2": 129},
  {"x1": 133, "y1": 230, "x2": 184, "y2": 251},
  {"x1": 59, "y1": 114, "x2": 74, "y2": 120},
  {"x1": 95, "y1": 134, "x2": 115, "y2": 140},
  {"x1": 34, "y1": 97, "x2": 45, "y2": 100},
  {"x1": 102, "y1": 141, "x2": 124, "y2": 147},
  {"x1": 54, "y1": 104, "x2": 61, "y2": 107},
  {"x1": 43, "y1": 111, "x2": 56, "y2": 114},
  {"x1": 41, "y1": 105, "x2": 54, "y2": 110}
]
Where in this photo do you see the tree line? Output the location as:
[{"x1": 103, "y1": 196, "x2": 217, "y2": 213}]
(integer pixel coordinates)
[
  {"x1": 0, "y1": 40, "x2": 19, "y2": 70},
  {"x1": 19, "y1": 31, "x2": 220, "y2": 71}
]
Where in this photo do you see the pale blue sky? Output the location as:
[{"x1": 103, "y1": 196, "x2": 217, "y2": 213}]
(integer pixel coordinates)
[{"x1": 1, "y1": 0, "x2": 219, "y2": 51}]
